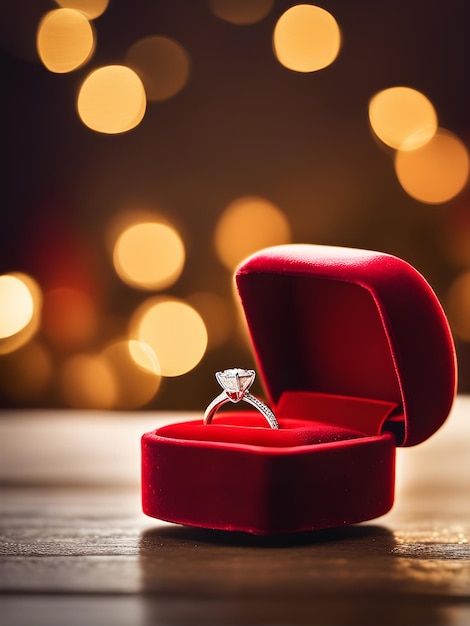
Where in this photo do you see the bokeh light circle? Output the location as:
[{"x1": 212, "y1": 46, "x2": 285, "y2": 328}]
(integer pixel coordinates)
[
  {"x1": 394, "y1": 129, "x2": 469, "y2": 204},
  {"x1": 0, "y1": 274, "x2": 35, "y2": 339},
  {"x1": 77, "y1": 65, "x2": 146, "y2": 134},
  {"x1": 369, "y1": 87, "x2": 438, "y2": 151},
  {"x1": 209, "y1": 0, "x2": 274, "y2": 25},
  {"x1": 215, "y1": 196, "x2": 291, "y2": 270},
  {"x1": 273, "y1": 4, "x2": 341, "y2": 73},
  {"x1": 113, "y1": 221, "x2": 185, "y2": 290},
  {"x1": 125, "y1": 36, "x2": 190, "y2": 102},
  {"x1": 0, "y1": 273, "x2": 42, "y2": 355},
  {"x1": 55, "y1": 0, "x2": 109, "y2": 19},
  {"x1": 128, "y1": 339, "x2": 161, "y2": 375},
  {"x1": 0, "y1": 341, "x2": 53, "y2": 401},
  {"x1": 61, "y1": 340, "x2": 161, "y2": 409},
  {"x1": 101, "y1": 339, "x2": 161, "y2": 408},
  {"x1": 131, "y1": 298, "x2": 208, "y2": 377},
  {"x1": 62, "y1": 353, "x2": 117, "y2": 409},
  {"x1": 37, "y1": 8, "x2": 95, "y2": 74}
]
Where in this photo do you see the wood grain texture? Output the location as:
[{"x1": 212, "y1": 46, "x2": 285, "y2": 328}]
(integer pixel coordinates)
[{"x1": 0, "y1": 398, "x2": 469, "y2": 625}]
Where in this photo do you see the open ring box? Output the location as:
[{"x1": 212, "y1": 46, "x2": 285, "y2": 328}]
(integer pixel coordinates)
[{"x1": 142, "y1": 244, "x2": 457, "y2": 535}]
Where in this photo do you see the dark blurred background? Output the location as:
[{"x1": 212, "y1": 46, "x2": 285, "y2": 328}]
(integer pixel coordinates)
[{"x1": 1, "y1": 0, "x2": 469, "y2": 411}]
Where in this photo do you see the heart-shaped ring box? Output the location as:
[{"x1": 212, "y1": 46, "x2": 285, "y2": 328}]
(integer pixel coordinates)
[{"x1": 142, "y1": 244, "x2": 457, "y2": 535}]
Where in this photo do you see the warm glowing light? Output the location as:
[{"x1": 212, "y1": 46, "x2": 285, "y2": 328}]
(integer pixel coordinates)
[
  {"x1": 273, "y1": 4, "x2": 341, "y2": 72},
  {"x1": 0, "y1": 341, "x2": 53, "y2": 400},
  {"x1": 55, "y1": 0, "x2": 109, "y2": 19},
  {"x1": 128, "y1": 339, "x2": 161, "y2": 375},
  {"x1": 369, "y1": 87, "x2": 438, "y2": 150},
  {"x1": 77, "y1": 65, "x2": 146, "y2": 134},
  {"x1": 215, "y1": 196, "x2": 291, "y2": 270},
  {"x1": 209, "y1": 0, "x2": 274, "y2": 24},
  {"x1": 62, "y1": 354, "x2": 116, "y2": 409},
  {"x1": 101, "y1": 339, "x2": 161, "y2": 408},
  {"x1": 0, "y1": 273, "x2": 42, "y2": 355},
  {"x1": 125, "y1": 36, "x2": 190, "y2": 102},
  {"x1": 42, "y1": 287, "x2": 97, "y2": 348},
  {"x1": 37, "y1": 9, "x2": 95, "y2": 74},
  {"x1": 0, "y1": 274, "x2": 35, "y2": 339},
  {"x1": 187, "y1": 292, "x2": 234, "y2": 349},
  {"x1": 113, "y1": 221, "x2": 185, "y2": 290},
  {"x1": 131, "y1": 298, "x2": 208, "y2": 377},
  {"x1": 446, "y1": 272, "x2": 470, "y2": 341},
  {"x1": 62, "y1": 340, "x2": 161, "y2": 409},
  {"x1": 395, "y1": 129, "x2": 469, "y2": 204}
]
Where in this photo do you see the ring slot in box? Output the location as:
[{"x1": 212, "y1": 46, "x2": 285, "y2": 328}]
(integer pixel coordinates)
[{"x1": 142, "y1": 244, "x2": 457, "y2": 535}]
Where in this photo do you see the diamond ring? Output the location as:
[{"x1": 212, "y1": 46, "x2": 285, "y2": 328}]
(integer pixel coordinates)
[{"x1": 203, "y1": 368, "x2": 279, "y2": 429}]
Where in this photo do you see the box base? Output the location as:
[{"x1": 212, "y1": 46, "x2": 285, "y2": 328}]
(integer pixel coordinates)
[{"x1": 142, "y1": 417, "x2": 396, "y2": 535}]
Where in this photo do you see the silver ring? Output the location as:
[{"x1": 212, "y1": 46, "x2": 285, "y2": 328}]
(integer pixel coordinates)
[{"x1": 204, "y1": 368, "x2": 279, "y2": 429}]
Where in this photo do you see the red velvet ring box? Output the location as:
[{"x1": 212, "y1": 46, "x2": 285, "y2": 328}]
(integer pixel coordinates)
[{"x1": 142, "y1": 244, "x2": 457, "y2": 535}]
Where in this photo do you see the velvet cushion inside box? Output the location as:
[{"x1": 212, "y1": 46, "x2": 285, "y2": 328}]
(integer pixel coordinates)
[{"x1": 142, "y1": 244, "x2": 457, "y2": 535}]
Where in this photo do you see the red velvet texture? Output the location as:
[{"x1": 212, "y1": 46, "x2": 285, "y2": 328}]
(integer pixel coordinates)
[
  {"x1": 142, "y1": 419, "x2": 396, "y2": 535},
  {"x1": 142, "y1": 244, "x2": 457, "y2": 534},
  {"x1": 236, "y1": 244, "x2": 457, "y2": 446}
]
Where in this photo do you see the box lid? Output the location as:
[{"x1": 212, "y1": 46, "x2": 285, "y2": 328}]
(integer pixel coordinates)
[{"x1": 235, "y1": 244, "x2": 457, "y2": 447}]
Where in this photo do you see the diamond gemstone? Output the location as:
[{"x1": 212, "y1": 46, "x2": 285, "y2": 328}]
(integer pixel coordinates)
[{"x1": 215, "y1": 368, "x2": 255, "y2": 402}]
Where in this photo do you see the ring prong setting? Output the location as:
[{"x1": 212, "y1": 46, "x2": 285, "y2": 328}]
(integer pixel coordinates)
[{"x1": 215, "y1": 368, "x2": 256, "y2": 402}]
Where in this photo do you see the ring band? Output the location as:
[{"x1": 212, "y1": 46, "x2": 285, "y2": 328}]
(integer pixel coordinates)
[{"x1": 203, "y1": 368, "x2": 279, "y2": 429}]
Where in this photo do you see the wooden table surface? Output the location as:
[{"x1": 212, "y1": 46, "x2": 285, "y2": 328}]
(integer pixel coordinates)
[{"x1": 0, "y1": 398, "x2": 469, "y2": 626}]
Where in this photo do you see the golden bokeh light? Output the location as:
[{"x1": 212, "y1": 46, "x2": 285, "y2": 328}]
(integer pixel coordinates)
[
  {"x1": 101, "y1": 339, "x2": 161, "y2": 408},
  {"x1": 273, "y1": 4, "x2": 341, "y2": 73},
  {"x1": 215, "y1": 196, "x2": 291, "y2": 270},
  {"x1": 61, "y1": 339, "x2": 161, "y2": 409},
  {"x1": 394, "y1": 129, "x2": 469, "y2": 204},
  {"x1": 187, "y1": 291, "x2": 234, "y2": 349},
  {"x1": 37, "y1": 8, "x2": 95, "y2": 74},
  {"x1": 125, "y1": 36, "x2": 190, "y2": 102},
  {"x1": 77, "y1": 65, "x2": 146, "y2": 134},
  {"x1": 0, "y1": 273, "x2": 42, "y2": 355},
  {"x1": 42, "y1": 287, "x2": 98, "y2": 348},
  {"x1": 446, "y1": 271, "x2": 470, "y2": 341},
  {"x1": 131, "y1": 298, "x2": 208, "y2": 377},
  {"x1": 209, "y1": 0, "x2": 274, "y2": 25},
  {"x1": 0, "y1": 274, "x2": 36, "y2": 340},
  {"x1": 0, "y1": 341, "x2": 53, "y2": 401},
  {"x1": 369, "y1": 87, "x2": 438, "y2": 151},
  {"x1": 62, "y1": 353, "x2": 117, "y2": 409},
  {"x1": 128, "y1": 339, "x2": 161, "y2": 376},
  {"x1": 106, "y1": 209, "x2": 164, "y2": 251},
  {"x1": 55, "y1": 0, "x2": 109, "y2": 19},
  {"x1": 113, "y1": 221, "x2": 185, "y2": 291}
]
